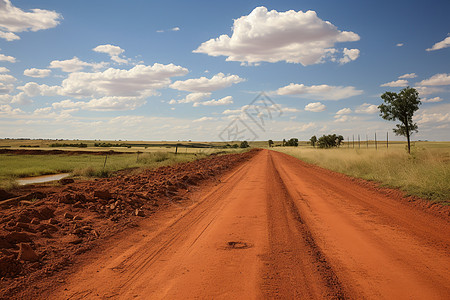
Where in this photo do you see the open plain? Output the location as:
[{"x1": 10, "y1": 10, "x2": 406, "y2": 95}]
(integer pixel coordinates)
[{"x1": 2, "y1": 149, "x2": 448, "y2": 299}]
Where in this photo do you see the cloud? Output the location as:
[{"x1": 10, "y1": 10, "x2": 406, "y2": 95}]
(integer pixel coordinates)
[
  {"x1": 0, "y1": 104, "x2": 23, "y2": 115},
  {"x1": 193, "y1": 6, "x2": 360, "y2": 66},
  {"x1": 193, "y1": 116, "x2": 214, "y2": 122},
  {"x1": 305, "y1": 102, "x2": 325, "y2": 112},
  {"x1": 414, "y1": 86, "x2": 445, "y2": 96},
  {"x1": 0, "y1": 53, "x2": 16, "y2": 63},
  {"x1": 283, "y1": 122, "x2": 316, "y2": 131},
  {"x1": 176, "y1": 92, "x2": 211, "y2": 104},
  {"x1": 336, "y1": 108, "x2": 352, "y2": 115},
  {"x1": 421, "y1": 97, "x2": 443, "y2": 103},
  {"x1": 0, "y1": 0, "x2": 62, "y2": 41},
  {"x1": 0, "y1": 82, "x2": 13, "y2": 94},
  {"x1": 17, "y1": 82, "x2": 59, "y2": 97},
  {"x1": 58, "y1": 63, "x2": 189, "y2": 98},
  {"x1": 417, "y1": 73, "x2": 450, "y2": 86},
  {"x1": 380, "y1": 79, "x2": 408, "y2": 87},
  {"x1": 0, "y1": 67, "x2": 9, "y2": 73},
  {"x1": 170, "y1": 73, "x2": 244, "y2": 92},
  {"x1": 49, "y1": 56, "x2": 100, "y2": 72},
  {"x1": 51, "y1": 96, "x2": 146, "y2": 111},
  {"x1": 282, "y1": 107, "x2": 301, "y2": 113},
  {"x1": 19, "y1": 63, "x2": 189, "y2": 111},
  {"x1": 334, "y1": 115, "x2": 356, "y2": 123},
  {"x1": 399, "y1": 73, "x2": 417, "y2": 79},
  {"x1": 93, "y1": 44, "x2": 128, "y2": 64},
  {"x1": 355, "y1": 103, "x2": 378, "y2": 114},
  {"x1": 193, "y1": 96, "x2": 233, "y2": 107},
  {"x1": 396, "y1": 43, "x2": 404, "y2": 47},
  {"x1": 0, "y1": 30, "x2": 19, "y2": 41},
  {"x1": 416, "y1": 112, "x2": 450, "y2": 125},
  {"x1": 0, "y1": 73, "x2": 16, "y2": 83},
  {"x1": 426, "y1": 36, "x2": 450, "y2": 51},
  {"x1": 277, "y1": 83, "x2": 363, "y2": 100},
  {"x1": 11, "y1": 92, "x2": 32, "y2": 105},
  {"x1": 24, "y1": 68, "x2": 51, "y2": 78},
  {"x1": 171, "y1": 27, "x2": 180, "y2": 31},
  {"x1": 339, "y1": 48, "x2": 360, "y2": 64}
]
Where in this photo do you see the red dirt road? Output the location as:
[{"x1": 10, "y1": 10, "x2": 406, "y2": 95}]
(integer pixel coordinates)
[{"x1": 43, "y1": 149, "x2": 450, "y2": 299}]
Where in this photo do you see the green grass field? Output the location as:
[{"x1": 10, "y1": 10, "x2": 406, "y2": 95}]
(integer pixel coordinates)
[
  {"x1": 0, "y1": 140, "x2": 247, "y2": 189},
  {"x1": 274, "y1": 141, "x2": 450, "y2": 204}
]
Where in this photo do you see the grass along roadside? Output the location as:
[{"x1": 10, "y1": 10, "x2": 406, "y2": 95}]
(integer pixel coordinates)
[
  {"x1": 0, "y1": 149, "x2": 246, "y2": 189},
  {"x1": 274, "y1": 144, "x2": 450, "y2": 204}
]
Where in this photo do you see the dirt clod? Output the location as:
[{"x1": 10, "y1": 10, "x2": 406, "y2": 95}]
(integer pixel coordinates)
[{"x1": 17, "y1": 243, "x2": 39, "y2": 262}]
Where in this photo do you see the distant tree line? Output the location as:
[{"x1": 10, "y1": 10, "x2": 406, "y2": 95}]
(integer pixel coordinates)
[
  {"x1": 50, "y1": 143, "x2": 88, "y2": 148},
  {"x1": 94, "y1": 142, "x2": 130, "y2": 148},
  {"x1": 225, "y1": 141, "x2": 250, "y2": 148}
]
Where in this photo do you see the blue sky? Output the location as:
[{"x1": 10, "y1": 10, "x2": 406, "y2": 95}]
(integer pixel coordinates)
[{"x1": 0, "y1": 0, "x2": 449, "y2": 141}]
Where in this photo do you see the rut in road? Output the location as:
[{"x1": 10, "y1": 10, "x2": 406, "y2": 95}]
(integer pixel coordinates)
[{"x1": 43, "y1": 149, "x2": 450, "y2": 299}]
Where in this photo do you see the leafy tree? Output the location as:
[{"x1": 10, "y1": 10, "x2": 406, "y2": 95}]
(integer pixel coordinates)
[
  {"x1": 240, "y1": 141, "x2": 249, "y2": 148},
  {"x1": 378, "y1": 87, "x2": 421, "y2": 154},
  {"x1": 310, "y1": 135, "x2": 317, "y2": 148},
  {"x1": 268, "y1": 140, "x2": 274, "y2": 147},
  {"x1": 317, "y1": 134, "x2": 344, "y2": 148},
  {"x1": 283, "y1": 138, "x2": 298, "y2": 146}
]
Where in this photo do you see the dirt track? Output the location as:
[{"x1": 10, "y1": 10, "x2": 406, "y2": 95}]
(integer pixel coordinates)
[{"x1": 40, "y1": 149, "x2": 450, "y2": 299}]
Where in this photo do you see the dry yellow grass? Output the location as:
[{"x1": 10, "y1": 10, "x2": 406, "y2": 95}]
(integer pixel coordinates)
[{"x1": 274, "y1": 142, "x2": 450, "y2": 204}]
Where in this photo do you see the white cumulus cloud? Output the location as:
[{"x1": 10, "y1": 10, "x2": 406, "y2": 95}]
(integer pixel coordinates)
[
  {"x1": 0, "y1": 73, "x2": 16, "y2": 83},
  {"x1": 399, "y1": 73, "x2": 417, "y2": 79},
  {"x1": 418, "y1": 73, "x2": 450, "y2": 86},
  {"x1": 170, "y1": 73, "x2": 244, "y2": 92},
  {"x1": 24, "y1": 68, "x2": 51, "y2": 78},
  {"x1": 380, "y1": 79, "x2": 408, "y2": 87},
  {"x1": 176, "y1": 92, "x2": 211, "y2": 104},
  {"x1": 421, "y1": 97, "x2": 443, "y2": 103},
  {"x1": 20, "y1": 63, "x2": 189, "y2": 111},
  {"x1": 305, "y1": 102, "x2": 326, "y2": 112},
  {"x1": 193, "y1": 117, "x2": 215, "y2": 122},
  {"x1": 277, "y1": 83, "x2": 363, "y2": 100},
  {"x1": 193, "y1": 96, "x2": 233, "y2": 107},
  {"x1": 49, "y1": 57, "x2": 101, "y2": 73},
  {"x1": 355, "y1": 103, "x2": 378, "y2": 114},
  {"x1": 58, "y1": 63, "x2": 189, "y2": 98},
  {"x1": 193, "y1": 6, "x2": 360, "y2": 66},
  {"x1": 0, "y1": 53, "x2": 16, "y2": 63},
  {"x1": 336, "y1": 108, "x2": 352, "y2": 115},
  {"x1": 0, "y1": 82, "x2": 14, "y2": 94},
  {"x1": 0, "y1": 0, "x2": 62, "y2": 41},
  {"x1": 93, "y1": 44, "x2": 128, "y2": 64},
  {"x1": 414, "y1": 86, "x2": 444, "y2": 96},
  {"x1": 340, "y1": 48, "x2": 360, "y2": 64},
  {"x1": 426, "y1": 36, "x2": 450, "y2": 51},
  {"x1": 0, "y1": 67, "x2": 9, "y2": 73}
]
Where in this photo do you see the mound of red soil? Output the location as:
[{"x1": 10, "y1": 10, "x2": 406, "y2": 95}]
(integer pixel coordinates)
[{"x1": 0, "y1": 149, "x2": 259, "y2": 297}]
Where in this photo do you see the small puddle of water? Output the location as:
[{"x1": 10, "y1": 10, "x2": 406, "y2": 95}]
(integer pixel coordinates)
[{"x1": 17, "y1": 173, "x2": 71, "y2": 185}]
